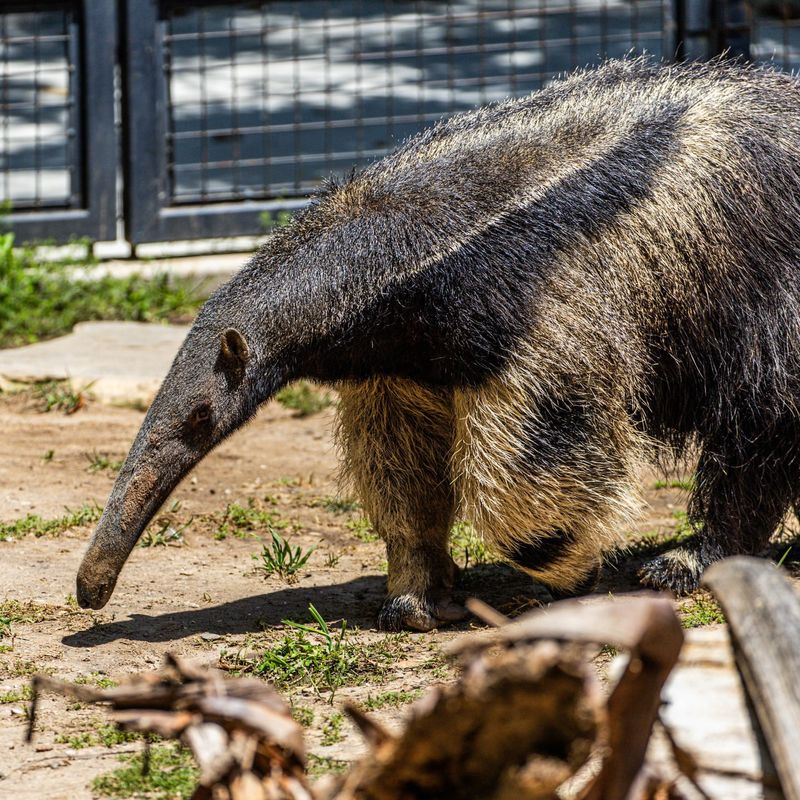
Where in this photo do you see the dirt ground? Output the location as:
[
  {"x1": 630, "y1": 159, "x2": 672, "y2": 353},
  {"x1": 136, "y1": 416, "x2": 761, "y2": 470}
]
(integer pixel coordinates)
[{"x1": 0, "y1": 391, "x2": 735, "y2": 799}]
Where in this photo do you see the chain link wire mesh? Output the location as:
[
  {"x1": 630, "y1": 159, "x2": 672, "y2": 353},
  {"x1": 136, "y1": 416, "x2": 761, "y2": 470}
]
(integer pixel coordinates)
[{"x1": 0, "y1": 3, "x2": 78, "y2": 211}]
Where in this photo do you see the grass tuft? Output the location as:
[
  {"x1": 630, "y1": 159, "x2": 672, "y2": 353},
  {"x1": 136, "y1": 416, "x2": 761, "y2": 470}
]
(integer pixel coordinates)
[
  {"x1": 57, "y1": 723, "x2": 141, "y2": 749},
  {"x1": 85, "y1": 451, "x2": 124, "y2": 473},
  {"x1": 291, "y1": 706, "x2": 315, "y2": 728},
  {"x1": 214, "y1": 498, "x2": 292, "y2": 541},
  {"x1": 0, "y1": 503, "x2": 101, "y2": 541},
  {"x1": 321, "y1": 711, "x2": 345, "y2": 745},
  {"x1": 92, "y1": 742, "x2": 198, "y2": 800},
  {"x1": 315, "y1": 496, "x2": 360, "y2": 514},
  {"x1": 0, "y1": 685, "x2": 32, "y2": 704},
  {"x1": 253, "y1": 531, "x2": 314, "y2": 582},
  {"x1": 222, "y1": 605, "x2": 406, "y2": 702},
  {"x1": 307, "y1": 754, "x2": 349, "y2": 778},
  {"x1": 275, "y1": 381, "x2": 333, "y2": 417},
  {"x1": 679, "y1": 595, "x2": 725, "y2": 628},
  {"x1": 30, "y1": 380, "x2": 90, "y2": 414},
  {"x1": 653, "y1": 477, "x2": 696, "y2": 492},
  {"x1": 345, "y1": 516, "x2": 379, "y2": 543},
  {"x1": 449, "y1": 521, "x2": 490, "y2": 567},
  {"x1": 362, "y1": 689, "x2": 423, "y2": 711}
]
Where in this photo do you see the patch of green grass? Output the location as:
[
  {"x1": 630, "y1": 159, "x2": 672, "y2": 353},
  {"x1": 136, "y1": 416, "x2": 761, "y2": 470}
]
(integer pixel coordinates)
[
  {"x1": 56, "y1": 723, "x2": 141, "y2": 749},
  {"x1": 679, "y1": 596, "x2": 725, "y2": 628},
  {"x1": 307, "y1": 754, "x2": 349, "y2": 779},
  {"x1": 224, "y1": 605, "x2": 407, "y2": 702},
  {"x1": 253, "y1": 531, "x2": 314, "y2": 582},
  {"x1": 321, "y1": 711, "x2": 345, "y2": 746},
  {"x1": 346, "y1": 516, "x2": 379, "y2": 543},
  {"x1": 55, "y1": 730, "x2": 96, "y2": 749},
  {"x1": 74, "y1": 672, "x2": 118, "y2": 689},
  {"x1": 31, "y1": 380, "x2": 90, "y2": 414},
  {"x1": 85, "y1": 451, "x2": 124, "y2": 473},
  {"x1": 0, "y1": 599, "x2": 64, "y2": 638},
  {"x1": 139, "y1": 521, "x2": 186, "y2": 548},
  {"x1": 324, "y1": 551, "x2": 341, "y2": 568},
  {"x1": 362, "y1": 689, "x2": 423, "y2": 711},
  {"x1": 7, "y1": 659, "x2": 48, "y2": 677},
  {"x1": 0, "y1": 229, "x2": 205, "y2": 349},
  {"x1": 259, "y1": 209, "x2": 294, "y2": 231},
  {"x1": 291, "y1": 706, "x2": 315, "y2": 728},
  {"x1": 275, "y1": 381, "x2": 333, "y2": 417},
  {"x1": 449, "y1": 521, "x2": 490, "y2": 567},
  {"x1": 666, "y1": 510, "x2": 698, "y2": 545},
  {"x1": 0, "y1": 685, "x2": 32, "y2": 704},
  {"x1": 653, "y1": 477, "x2": 696, "y2": 491},
  {"x1": 0, "y1": 503, "x2": 101, "y2": 541},
  {"x1": 315, "y1": 496, "x2": 360, "y2": 514},
  {"x1": 92, "y1": 743, "x2": 198, "y2": 800},
  {"x1": 214, "y1": 499, "x2": 292, "y2": 540},
  {"x1": 42, "y1": 449, "x2": 55, "y2": 462}
]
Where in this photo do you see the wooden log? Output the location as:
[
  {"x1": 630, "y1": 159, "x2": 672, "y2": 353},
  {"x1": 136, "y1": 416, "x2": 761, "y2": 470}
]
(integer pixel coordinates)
[
  {"x1": 654, "y1": 625, "x2": 781, "y2": 800},
  {"x1": 703, "y1": 557, "x2": 800, "y2": 800}
]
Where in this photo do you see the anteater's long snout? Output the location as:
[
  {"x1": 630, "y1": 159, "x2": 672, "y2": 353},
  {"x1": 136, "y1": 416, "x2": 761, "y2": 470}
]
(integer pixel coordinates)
[
  {"x1": 76, "y1": 465, "x2": 163, "y2": 609},
  {"x1": 76, "y1": 553, "x2": 120, "y2": 609},
  {"x1": 76, "y1": 506, "x2": 141, "y2": 609}
]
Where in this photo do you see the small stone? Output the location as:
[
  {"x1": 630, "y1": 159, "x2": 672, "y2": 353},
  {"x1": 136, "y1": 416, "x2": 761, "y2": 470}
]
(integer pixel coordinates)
[{"x1": 200, "y1": 632, "x2": 222, "y2": 641}]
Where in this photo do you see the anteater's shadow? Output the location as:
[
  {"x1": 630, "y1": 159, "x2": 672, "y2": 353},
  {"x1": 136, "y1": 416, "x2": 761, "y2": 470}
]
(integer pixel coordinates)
[
  {"x1": 62, "y1": 538, "x2": 800, "y2": 648},
  {"x1": 62, "y1": 564, "x2": 550, "y2": 648}
]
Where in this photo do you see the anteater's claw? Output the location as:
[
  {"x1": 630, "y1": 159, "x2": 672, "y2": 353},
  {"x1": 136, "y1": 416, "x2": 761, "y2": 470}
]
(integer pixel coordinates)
[{"x1": 377, "y1": 594, "x2": 468, "y2": 632}]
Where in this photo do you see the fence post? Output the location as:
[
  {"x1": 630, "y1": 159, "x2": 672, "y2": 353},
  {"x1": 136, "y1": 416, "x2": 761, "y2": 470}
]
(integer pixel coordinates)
[{"x1": 673, "y1": 0, "x2": 751, "y2": 61}]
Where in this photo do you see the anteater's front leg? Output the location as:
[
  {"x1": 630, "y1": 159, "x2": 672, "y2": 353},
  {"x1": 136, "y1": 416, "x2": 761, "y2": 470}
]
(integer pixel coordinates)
[{"x1": 336, "y1": 378, "x2": 464, "y2": 631}]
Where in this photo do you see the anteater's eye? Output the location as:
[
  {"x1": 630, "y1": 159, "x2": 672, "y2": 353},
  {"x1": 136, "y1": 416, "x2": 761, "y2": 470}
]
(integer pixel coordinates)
[{"x1": 188, "y1": 402, "x2": 212, "y2": 427}]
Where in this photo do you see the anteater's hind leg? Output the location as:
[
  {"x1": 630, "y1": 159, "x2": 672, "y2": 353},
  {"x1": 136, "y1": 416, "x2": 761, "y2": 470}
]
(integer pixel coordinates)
[
  {"x1": 453, "y1": 369, "x2": 646, "y2": 600},
  {"x1": 336, "y1": 378, "x2": 463, "y2": 632},
  {"x1": 640, "y1": 429, "x2": 797, "y2": 593}
]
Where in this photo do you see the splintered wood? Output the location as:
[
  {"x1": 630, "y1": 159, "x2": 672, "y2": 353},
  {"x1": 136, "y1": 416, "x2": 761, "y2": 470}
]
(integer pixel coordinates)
[
  {"x1": 28, "y1": 654, "x2": 313, "y2": 800},
  {"x1": 25, "y1": 557, "x2": 800, "y2": 800}
]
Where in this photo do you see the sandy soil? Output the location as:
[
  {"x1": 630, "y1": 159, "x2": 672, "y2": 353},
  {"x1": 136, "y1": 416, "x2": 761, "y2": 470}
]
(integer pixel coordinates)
[{"x1": 0, "y1": 392, "x2": 700, "y2": 799}]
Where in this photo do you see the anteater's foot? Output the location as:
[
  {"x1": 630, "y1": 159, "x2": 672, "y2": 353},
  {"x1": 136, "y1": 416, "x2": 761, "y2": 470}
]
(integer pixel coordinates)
[
  {"x1": 377, "y1": 593, "x2": 467, "y2": 632},
  {"x1": 639, "y1": 546, "x2": 707, "y2": 594},
  {"x1": 545, "y1": 559, "x2": 602, "y2": 601}
]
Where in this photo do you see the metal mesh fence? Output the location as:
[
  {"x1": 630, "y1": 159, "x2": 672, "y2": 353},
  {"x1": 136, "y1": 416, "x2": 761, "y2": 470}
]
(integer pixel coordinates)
[
  {"x1": 0, "y1": 2, "x2": 78, "y2": 211},
  {"x1": 162, "y1": 0, "x2": 672, "y2": 206},
  {"x1": 750, "y1": 0, "x2": 800, "y2": 70}
]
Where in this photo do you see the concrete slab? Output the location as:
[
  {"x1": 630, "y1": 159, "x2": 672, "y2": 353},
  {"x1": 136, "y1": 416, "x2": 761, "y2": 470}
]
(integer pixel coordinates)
[
  {"x1": 63, "y1": 252, "x2": 248, "y2": 284},
  {"x1": 0, "y1": 321, "x2": 188, "y2": 406}
]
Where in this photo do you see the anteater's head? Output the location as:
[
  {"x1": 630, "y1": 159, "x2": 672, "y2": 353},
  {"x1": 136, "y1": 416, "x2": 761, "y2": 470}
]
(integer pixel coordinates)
[{"x1": 76, "y1": 292, "x2": 283, "y2": 609}]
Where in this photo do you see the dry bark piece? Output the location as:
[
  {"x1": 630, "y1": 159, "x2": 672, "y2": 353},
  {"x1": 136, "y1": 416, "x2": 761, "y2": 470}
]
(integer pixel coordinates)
[
  {"x1": 328, "y1": 640, "x2": 600, "y2": 800},
  {"x1": 28, "y1": 654, "x2": 312, "y2": 800},
  {"x1": 326, "y1": 595, "x2": 684, "y2": 800}
]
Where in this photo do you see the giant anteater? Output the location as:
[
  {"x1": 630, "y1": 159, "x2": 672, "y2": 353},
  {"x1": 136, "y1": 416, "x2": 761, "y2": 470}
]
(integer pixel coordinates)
[{"x1": 77, "y1": 59, "x2": 800, "y2": 630}]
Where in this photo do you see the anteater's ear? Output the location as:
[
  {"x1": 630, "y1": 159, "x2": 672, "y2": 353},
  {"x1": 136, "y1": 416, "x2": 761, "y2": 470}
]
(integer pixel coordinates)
[{"x1": 219, "y1": 328, "x2": 250, "y2": 369}]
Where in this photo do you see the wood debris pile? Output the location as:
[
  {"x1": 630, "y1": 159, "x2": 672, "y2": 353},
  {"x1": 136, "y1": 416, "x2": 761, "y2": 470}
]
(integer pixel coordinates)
[
  {"x1": 28, "y1": 654, "x2": 313, "y2": 800},
  {"x1": 27, "y1": 556, "x2": 800, "y2": 800}
]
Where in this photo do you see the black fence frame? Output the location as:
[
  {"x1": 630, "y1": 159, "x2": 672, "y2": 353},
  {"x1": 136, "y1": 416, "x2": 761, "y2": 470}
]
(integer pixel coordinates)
[
  {"x1": 0, "y1": 0, "x2": 776, "y2": 246},
  {"x1": 6, "y1": 0, "x2": 116, "y2": 244},
  {"x1": 122, "y1": 0, "x2": 684, "y2": 245},
  {"x1": 122, "y1": 0, "x2": 306, "y2": 244}
]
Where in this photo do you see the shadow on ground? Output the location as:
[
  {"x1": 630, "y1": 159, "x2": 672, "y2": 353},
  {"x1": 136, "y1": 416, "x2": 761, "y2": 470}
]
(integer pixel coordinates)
[
  {"x1": 63, "y1": 565, "x2": 553, "y2": 647},
  {"x1": 64, "y1": 539, "x2": 800, "y2": 648}
]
